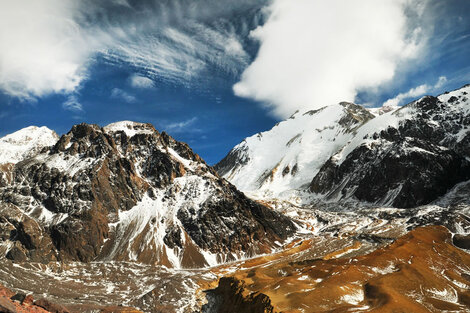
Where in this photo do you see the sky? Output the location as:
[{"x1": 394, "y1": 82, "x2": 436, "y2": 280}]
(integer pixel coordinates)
[{"x1": 0, "y1": 0, "x2": 470, "y2": 164}]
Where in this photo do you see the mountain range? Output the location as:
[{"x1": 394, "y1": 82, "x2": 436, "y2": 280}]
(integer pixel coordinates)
[
  {"x1": 216, "y1": 84, "x2": 470, "y2": 208},
  {"x1": 1, "y1": 85, "x2": 470, "y2": 312}
]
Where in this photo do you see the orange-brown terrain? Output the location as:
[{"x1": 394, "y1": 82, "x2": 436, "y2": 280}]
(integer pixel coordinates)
[
  {"x1": 0, "y1": 283, "x2": 70, "y2": 313},
  {"x1": 201, "y1": 225, "x2": 470, "y2": 313}
]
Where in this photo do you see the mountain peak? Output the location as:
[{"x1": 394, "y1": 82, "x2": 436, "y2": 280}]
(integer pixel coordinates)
[
  {"x1": 0, "y1": 126, "x2": 59, "y2": 164},
  {"x1": 104, "y1": 121, "x2": 157, "y2": 137},
  {"x1": 215, "y1": 102, "x2": 374, "y2": 199}
]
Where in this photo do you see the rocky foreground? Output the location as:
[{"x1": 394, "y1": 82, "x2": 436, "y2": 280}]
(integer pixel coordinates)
[{"x1": 204, "y1": 225, "x2": 470, "y2": 312}]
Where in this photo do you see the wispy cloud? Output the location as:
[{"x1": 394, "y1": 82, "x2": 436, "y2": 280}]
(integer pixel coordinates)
[
  {"x1": 110, "y1": 88, "x2": 136, "y2": 103},
  {"x1": 383, "y1": 76, "x2": 447, "y2": 107},
  {"x1": 129, "y1": 74, "x2": 154, "y2": 89},
  {"x1": 0, "y1": 0, "x2": 264, "y2": 100},
  {"x1": 233, "y1": 0, "x2": 427, "y2": 118},
  {"x1": 163, "y1": 117, "x2": 199, "y2": 134},
  {"x1": 63, "y1": 95, "x2": 84, "y2": 112}
]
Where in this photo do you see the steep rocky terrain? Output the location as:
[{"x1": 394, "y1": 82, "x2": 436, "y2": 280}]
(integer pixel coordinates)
[
  {"x1": 215, "y1": 102, "x2": 373, "y2": 199},
  {"x1": 311, "y1": 85, "x2": 470, "y2": 208},
  {"x1": 0, "y1": 121, "x2": 295, "y2": 267}
]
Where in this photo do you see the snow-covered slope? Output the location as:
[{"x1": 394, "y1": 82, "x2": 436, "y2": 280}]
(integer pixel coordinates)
[
  {"x1": 0, "y1": 126, "x2": 59, "y2": 164},
  {"x1": 217, "y1": 84, "x2": 470, "y2": 208},
  {"x1": 215, "y1": 102, "x2": 373, "y2": 199}
]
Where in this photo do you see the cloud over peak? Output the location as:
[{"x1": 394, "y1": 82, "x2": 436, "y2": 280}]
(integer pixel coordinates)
[{"x1": 233, "y1": 0, "x2": 426, "y2": 118}]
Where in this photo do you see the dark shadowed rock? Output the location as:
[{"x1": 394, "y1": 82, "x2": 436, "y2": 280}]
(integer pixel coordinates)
[
  {"x1": 34, "y1": 299, "x2": 70, "y2": 313},
  {"x1": 310, "y1": 90, "x2": 470, "y2": 208}
]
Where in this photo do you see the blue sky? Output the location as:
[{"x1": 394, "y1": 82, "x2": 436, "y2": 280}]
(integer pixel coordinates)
[{"x1": 0, "y1": 0, "x2": 469, "y2": 164}]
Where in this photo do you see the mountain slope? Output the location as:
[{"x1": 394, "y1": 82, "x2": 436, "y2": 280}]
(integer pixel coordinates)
[
  {"x1": 215, "y1": 102, "x2": 373, "y2": 198},
  {"x1": 311, "y1": 85, "x2": 470, "y2": 208},
  {"x1": 0, "y1": 121, "x2": 295, "y2": 268}
]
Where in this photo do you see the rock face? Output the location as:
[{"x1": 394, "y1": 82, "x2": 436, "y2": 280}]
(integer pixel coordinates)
[
  {"x1": 214, "y1": 102, "x2": 374, "y2": 198},
  {"x1": 0, "y1": 121, "x2": 295, "y2": 267},
  {"x1": 311, "y1": 86, "x2": 470, "y2": 208},
  {"x1": 202, "y1": 277, "x2": 275, "y2": 313}
]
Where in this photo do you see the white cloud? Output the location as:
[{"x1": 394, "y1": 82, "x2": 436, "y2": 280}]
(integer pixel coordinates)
[
  {"x1": 63, "y1": 95, "x2": 83, "y2": 112},
  {"x1": 383, "y1": 76, "x2": 447, "y2": 107},
  {"x1": 233, "y1": 0, "x2": 426, "y2": 118},
  {"x1": 110, "y1": 88, "x2": 136, "y2": 103},
  {"x1": 0, "y1": 0, "x2": 258, "y2": 100},
  {"x1": 434, "y1": 76, "x2": 447, "y2": 89},
  {"x1": 0, "y1": 0, "x2": 96, "y2": 100},
  {"x1": 129, "y1": 74, "x2": 154, "y2": 89}
]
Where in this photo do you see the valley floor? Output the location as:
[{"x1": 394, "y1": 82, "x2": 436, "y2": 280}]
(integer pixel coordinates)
[{"x1": 1, "y1": 202, "x2": 470, "y2": 313}]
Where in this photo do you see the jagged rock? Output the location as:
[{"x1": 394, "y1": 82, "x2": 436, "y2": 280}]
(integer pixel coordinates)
[
  {"x1": 202, "y1": 277, "x2": 275, "y2": 313},
  {"x1": 453, "y1": 234, "x2": 470, "y2": 250},
  {"x1": 0, "y1": 121, "x2": 295, "y2": 267}
]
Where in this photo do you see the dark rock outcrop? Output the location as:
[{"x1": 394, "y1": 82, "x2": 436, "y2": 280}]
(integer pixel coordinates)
[{"x1": 202, "y1": 277, "x2": 275, "y2": 313}]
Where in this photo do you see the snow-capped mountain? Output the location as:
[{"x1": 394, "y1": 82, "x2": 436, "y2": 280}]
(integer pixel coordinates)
[
  {"x1": 0, "y1": 126, "x2": 59, "y2": 165},
  {"x1": 0, "y1": 121, "x2": 295, "y2": 268},
  {"x1": 217, "y1": 84, "x2": 470, "y2": 208},
  {"x1": 311, "y1": 85, "x2": 470, "y2": 208},
  {"x1": 215, "y1": 102, "x2": 373, "y2": 199}
]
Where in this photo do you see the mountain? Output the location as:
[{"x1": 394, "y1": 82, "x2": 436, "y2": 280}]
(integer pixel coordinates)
[
  {"x1": 0, "y1": 126, "x2": 59, "y2": 165},
  {"x1": 311, "y1": 85, "x2": 470, "y2": 208},
  {"x1": 217, "y1": 85, "x2": 470, "y2": 208},
  {"x1": 0, "y1": 121, "x2": 295, "y2": 268},
  {"x1": 214, "y1": 102, "x2": 374, "y2": 199}
]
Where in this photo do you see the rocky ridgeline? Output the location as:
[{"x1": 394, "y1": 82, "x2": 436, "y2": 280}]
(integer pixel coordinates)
[
  {"x1": 0, "y1": 122, "x2": 295, "y2": 266},
  {"x1": 311, "y1": 87, "x2": 470, "y2": 208}
]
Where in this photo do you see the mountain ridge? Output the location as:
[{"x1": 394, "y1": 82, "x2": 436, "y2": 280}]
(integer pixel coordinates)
[{"x1": 216, "y1": 84, "x2": 470, "y2": 208}]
